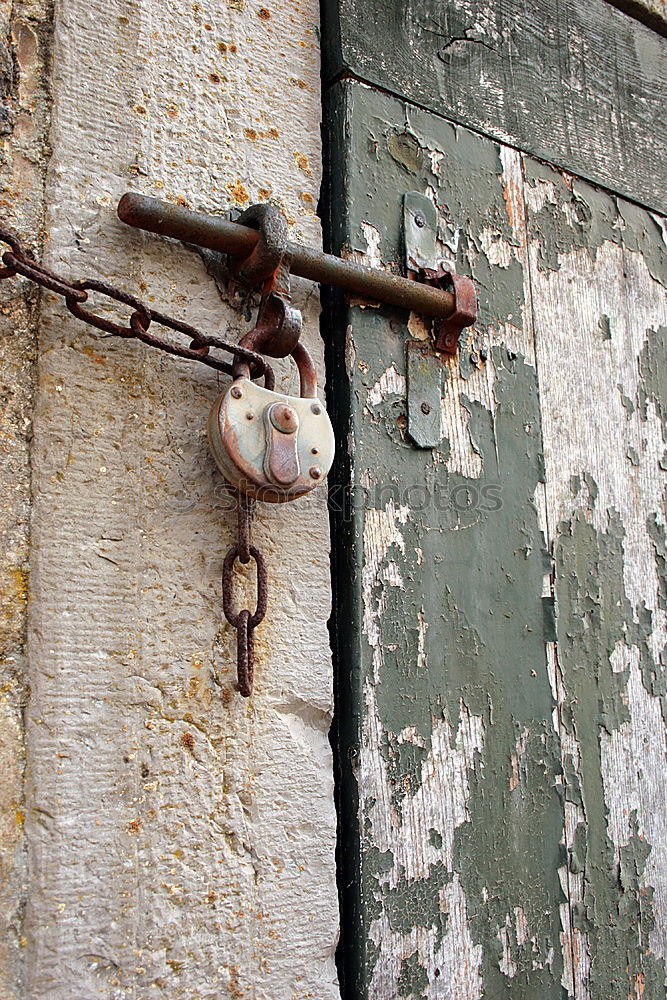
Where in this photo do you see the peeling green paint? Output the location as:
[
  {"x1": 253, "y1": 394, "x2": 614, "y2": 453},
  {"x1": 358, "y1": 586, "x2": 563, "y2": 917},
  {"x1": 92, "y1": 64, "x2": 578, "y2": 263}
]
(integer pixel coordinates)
[
  {"x1": 326, "y1": 81, "x2": 565, "y2": 998},
  {"x1": 638, "y1": 325, "x2": 667, "y2": 442},
  {"x1": 342, "y1": 91, "x2": 525, "y2": 339},
  {"x1": 555, "y1": 506, "x2": 667, "y2": 997},
  {"x1": 325, "y1": 75, "x2": 667, "y2": 1000},
  {"x1": 383, "y1": 863, "x2": 450, "y2": 938},
  {"x1": 618, "y1": 385, "x2": 635, "y2": 416},
  {"x1": 648, "y1": 515, "x2": 667, "y2": 613},
  {"x1": 598, "y1": 313, "x2": 612, "y2": 340},
  {"x1": 364, "y1": 340, "x2": 564, "y2": 1000},
  {"x1": 397, "y1": 951, "x2": 429, "y2": 998},
  {"x1": 322, "y1": 0, "x2": 667, "y2": 214},
  {"x1": 429, "y1": 828, "x2": 443, "y2": 850},
  {"x1": 525, "y1": 161, "x2": 667, "y2": 287}
]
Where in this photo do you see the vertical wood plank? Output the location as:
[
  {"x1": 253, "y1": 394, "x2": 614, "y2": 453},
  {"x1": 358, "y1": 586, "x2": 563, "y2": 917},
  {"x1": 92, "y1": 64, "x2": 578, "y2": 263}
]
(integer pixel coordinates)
[
  {"x1": 325, "y1": 81, "x2": 566, "y2": 999},
  {"x1": 526, "y1": 162, "x2": 667, "y2": 996}
]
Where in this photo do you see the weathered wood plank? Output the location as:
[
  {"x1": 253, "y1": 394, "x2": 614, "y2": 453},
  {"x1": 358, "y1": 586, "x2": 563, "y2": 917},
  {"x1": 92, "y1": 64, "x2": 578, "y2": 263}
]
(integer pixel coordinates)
[
  {"x1": 23, "y1": 1, "x2": 338, "y2": 997},
  {"x1": 324, "y1": 76, "x2": 667, "y2": 1000},
  {"x1": 324, "y1": 80, "x2": 566, "y2": 1000},
  {"x1": 526, "y1": 163, "x2": 667, "y2": 997},
  {"x1": 321, "y1": 0, "x2": 667, "y2": 215}
]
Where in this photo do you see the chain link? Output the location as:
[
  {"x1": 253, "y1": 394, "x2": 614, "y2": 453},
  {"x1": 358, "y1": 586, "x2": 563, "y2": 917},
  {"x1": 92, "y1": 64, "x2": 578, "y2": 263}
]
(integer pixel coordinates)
[
  {"x1": 0, "y1": 227, "x2": 275, "y2": 385},
  {"x1": 0, "y1": 225, "x2": 278, "y2": 697},
  {"x1": 222, "y1": 494, "x2": 268, "y2": 697}
]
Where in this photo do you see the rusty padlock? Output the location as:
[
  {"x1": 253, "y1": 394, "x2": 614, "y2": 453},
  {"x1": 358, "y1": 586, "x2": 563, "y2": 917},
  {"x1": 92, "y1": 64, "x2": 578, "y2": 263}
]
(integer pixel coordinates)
[{"x1": 208, "y1": 341, "x2": 335, "y2": 503}]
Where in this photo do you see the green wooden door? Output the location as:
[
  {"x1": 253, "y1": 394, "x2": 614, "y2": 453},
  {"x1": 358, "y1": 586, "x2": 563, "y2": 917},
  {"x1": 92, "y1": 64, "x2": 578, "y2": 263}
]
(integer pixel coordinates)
[{"x1": 321, "y1": 2, "x2": 667, "y2": 997}]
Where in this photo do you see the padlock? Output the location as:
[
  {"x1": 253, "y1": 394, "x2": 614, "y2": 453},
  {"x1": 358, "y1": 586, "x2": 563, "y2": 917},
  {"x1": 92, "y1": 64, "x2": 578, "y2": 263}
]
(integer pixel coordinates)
[{"x1": 208, "y1": 342, "x2": 335, "y2": 503}]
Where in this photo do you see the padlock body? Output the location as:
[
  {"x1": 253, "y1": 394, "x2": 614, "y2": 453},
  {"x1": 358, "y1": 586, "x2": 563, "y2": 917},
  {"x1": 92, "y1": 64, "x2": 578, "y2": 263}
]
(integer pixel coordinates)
[{"x1": 208, "y1": 378, "x2": 335, "y2": 502}]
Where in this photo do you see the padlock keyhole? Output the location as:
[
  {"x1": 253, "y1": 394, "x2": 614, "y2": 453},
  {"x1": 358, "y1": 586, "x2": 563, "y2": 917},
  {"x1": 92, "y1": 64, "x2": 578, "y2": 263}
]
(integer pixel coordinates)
[{"x1": 264, "y1": 402, "x2": 301, "y2": 486}]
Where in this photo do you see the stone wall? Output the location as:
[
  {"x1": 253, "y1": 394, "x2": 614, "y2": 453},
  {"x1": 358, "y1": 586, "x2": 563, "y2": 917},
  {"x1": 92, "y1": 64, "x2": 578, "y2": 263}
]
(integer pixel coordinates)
[{"x1": 0, "y1": 1, "x2": 338, "y2": 997}]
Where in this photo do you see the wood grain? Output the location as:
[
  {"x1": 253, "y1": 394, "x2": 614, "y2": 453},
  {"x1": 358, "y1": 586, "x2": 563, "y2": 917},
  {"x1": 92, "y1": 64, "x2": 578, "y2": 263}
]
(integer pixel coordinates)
[
  {"x1": 322, "y1": 0, "x2": 667, "y2": 215},
  {"x1": 527, "y1": 173, "x2": 667, "y2": 993},
  {"x1": 325, "y1": 81, "x2": 567, "y2": 999},
  {"x1": 324, "y1": 77, "x2": 667, "y2": 999}
]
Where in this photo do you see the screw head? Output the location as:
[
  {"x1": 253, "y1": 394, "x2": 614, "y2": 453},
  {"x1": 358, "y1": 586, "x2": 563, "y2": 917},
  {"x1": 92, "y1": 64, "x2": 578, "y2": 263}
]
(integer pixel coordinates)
[
  {"x1": 309, "y1": 466, "x2": 323, "y2": 480},
  {"x1": 246, "y1": 411, "x2": 255, "y2": 421},
  {"x1": 311, "y1": 446, "x2": 319, "y2": 455},
  {"x1": 414, "y1": 214, "x2": 426, "y2": 229},
  {"x1": 311, "y1": 402, "x2": 322, "y2": 415},
  {"x1": 230, "y1": 385, "x2": 243, "y2": 399},
  {"x1": 420, "y1": 401, "x2": 431, "y2": 415}
]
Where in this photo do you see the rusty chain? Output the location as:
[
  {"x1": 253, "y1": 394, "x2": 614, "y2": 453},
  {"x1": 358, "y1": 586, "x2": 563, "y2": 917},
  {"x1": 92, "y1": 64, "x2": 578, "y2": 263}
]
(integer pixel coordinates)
[
  {"x1": 222, "y1": 492, "x2": 268, "y2": 697},
  {"x1": 0, "y1": 222, "x2": 289, "y2": 697},
  {"x1": 0, "y1": 226, "x2": 275, "y2": 386}
]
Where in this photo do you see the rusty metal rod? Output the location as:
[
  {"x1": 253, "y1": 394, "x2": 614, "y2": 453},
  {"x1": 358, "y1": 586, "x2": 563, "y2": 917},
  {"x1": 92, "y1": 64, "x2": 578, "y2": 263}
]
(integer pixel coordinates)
[{"x1": 117, "y1": 193, "x2": 455, "y2": 319}]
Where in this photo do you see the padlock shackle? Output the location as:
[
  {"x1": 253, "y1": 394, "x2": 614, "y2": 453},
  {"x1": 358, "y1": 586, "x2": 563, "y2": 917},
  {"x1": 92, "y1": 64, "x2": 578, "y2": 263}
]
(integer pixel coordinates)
[
  {"x1": 234, "y1": 329, "x2": 318, "y2": 399},
  {"x1": 291, "y1": 343, "x2": 317, "y2": 398}
]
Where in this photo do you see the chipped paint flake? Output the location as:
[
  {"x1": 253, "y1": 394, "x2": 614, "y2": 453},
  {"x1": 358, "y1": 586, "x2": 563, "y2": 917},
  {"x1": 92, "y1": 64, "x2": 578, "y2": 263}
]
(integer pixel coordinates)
[
  {"x1": 367, "y1": 364, "x2": 407, "y2": 407},
  {"x1": 362, "y1": 685, "x2": 485, "y2": 998},
  {"x1": 361, "y1": 221, "x2": 383, "y2": 268}
]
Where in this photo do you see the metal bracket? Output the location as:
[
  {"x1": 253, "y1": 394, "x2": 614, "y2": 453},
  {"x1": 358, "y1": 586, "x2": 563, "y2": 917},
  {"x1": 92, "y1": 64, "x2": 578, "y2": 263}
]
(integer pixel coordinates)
[
  {"x1": 402, "y1": 191, "x2": 477, "y2": 449},
  {"x1": 231, "y1": 203, "x2": 303, "y2": 363},
  {"x1": 403, "y1": 191, "x2": 439, "y2": 273},
  {"x1": 434, "y1": 272, "x2": 477, "y2": 355},
  {"x1": 403, "y1": 191, "x2": 477, "y2": 355},
  {"x1": 406, "y1": 341, "x2": 443, "y2": 449}
]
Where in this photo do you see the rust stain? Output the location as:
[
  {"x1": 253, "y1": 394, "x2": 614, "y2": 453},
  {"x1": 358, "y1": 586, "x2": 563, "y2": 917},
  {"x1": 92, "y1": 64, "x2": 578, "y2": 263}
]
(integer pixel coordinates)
[
  {"x1": 228, "y1": 964, "x2": 245, "y2": 998},
  {"x1": 180, "y1": 732, "x2": 196, "y2": 752},
  {"x1": 632, "y1": 972, "x2": 645, "y2": 998},
  {"x1": 294, "y1": 152, "x2": 311, "y2": 175},
  {"x1": 0, "y1": 566, "x2": 29, "y2": 615},
  {"x1": 221, "y1": 688, "x2": 233, "y2": 707},
  {"x1": 502, "y1": 176, "x2": 520, "y2": 230},
  {"x1": 226, "y1": 179, "x2": 250, "y2": 205}
]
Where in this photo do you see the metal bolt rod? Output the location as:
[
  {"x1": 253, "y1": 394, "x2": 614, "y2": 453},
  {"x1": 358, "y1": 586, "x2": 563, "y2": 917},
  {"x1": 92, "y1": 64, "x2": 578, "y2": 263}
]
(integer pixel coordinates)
[{"x1": 117, "y1": 193, "x2": 455, "y2": 319}]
